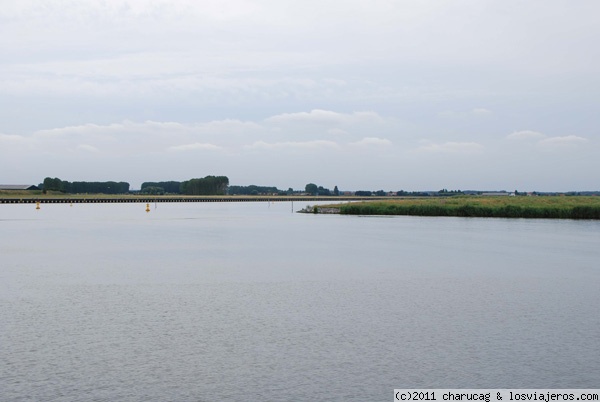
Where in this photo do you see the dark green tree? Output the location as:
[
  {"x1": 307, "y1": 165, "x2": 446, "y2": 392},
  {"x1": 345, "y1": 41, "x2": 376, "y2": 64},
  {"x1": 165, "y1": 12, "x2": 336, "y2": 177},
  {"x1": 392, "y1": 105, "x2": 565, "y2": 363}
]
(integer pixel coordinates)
[
  {"x1": 228, "y1": 185, "x2": 280, "y2": 195},
  {"x1": 141, "y1": 186, "x2": 165, "y2": 195},
  {"x1": 181, "y1": 176, "x2": 229, "y2": 195},
  {"x1": 305, "y1": 183, "x2": 318, "y2": 195},
  {"x1": 43, "y1": 177, "x2": 63, "y2": 192},
  {"x1": 142, "y1": 181, "x2": 181, "y2": 194},
  {"x1": 317, "y1": 186, "x2": 331, "y2": 196},
  {"x1": 43, "y1": 177, "x2": 129, "y2": 194}
]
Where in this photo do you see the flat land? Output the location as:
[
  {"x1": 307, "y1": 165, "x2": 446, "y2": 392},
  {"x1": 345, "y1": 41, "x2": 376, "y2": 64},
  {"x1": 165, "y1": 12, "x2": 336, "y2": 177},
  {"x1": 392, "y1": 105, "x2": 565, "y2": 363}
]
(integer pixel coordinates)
[
  {"x1": 0, "y1": 191, "x2": 384, "y2": 204},
  {"x1": 321, "y1": 196, "x2": 600, "y2": 219}
]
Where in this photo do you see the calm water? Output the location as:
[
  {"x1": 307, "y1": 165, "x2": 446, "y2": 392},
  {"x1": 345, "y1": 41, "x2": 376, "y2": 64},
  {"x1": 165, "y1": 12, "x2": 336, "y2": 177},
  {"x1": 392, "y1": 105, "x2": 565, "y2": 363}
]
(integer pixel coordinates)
[{"x1": 1, "y1": 202, "x2": 599, "y2": 401}]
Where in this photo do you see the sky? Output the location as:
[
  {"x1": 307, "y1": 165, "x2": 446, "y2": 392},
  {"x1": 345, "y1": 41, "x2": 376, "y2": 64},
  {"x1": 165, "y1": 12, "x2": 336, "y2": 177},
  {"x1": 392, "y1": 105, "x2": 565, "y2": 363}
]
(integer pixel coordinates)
[{"x1": 1, "y1": 0, "x2": 598, "y2": 191}]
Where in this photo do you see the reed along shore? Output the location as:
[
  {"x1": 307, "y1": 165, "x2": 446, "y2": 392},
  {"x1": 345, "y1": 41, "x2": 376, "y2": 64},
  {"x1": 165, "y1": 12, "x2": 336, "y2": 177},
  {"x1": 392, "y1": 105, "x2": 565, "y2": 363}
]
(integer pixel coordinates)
[{"x1": 319, "y1": 196, "x2": 600, "y2": 219}]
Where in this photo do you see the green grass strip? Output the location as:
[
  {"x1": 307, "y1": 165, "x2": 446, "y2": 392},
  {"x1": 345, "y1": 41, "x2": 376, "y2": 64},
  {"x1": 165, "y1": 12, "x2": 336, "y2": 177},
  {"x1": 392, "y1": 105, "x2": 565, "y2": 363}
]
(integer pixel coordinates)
[{"x1": 337, "y1": 197, "x2": 600, "y2": 219}]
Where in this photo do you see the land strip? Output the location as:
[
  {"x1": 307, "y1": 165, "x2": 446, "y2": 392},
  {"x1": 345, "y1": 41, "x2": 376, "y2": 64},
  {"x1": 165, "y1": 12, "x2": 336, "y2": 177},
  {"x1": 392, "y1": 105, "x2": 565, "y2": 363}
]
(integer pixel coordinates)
[
  {"x1": 313, "y1": 196, "x2": 600, "y2": 219},
  {"x1": 0, "y1": 193, "x2": 388, "y2": 204}
]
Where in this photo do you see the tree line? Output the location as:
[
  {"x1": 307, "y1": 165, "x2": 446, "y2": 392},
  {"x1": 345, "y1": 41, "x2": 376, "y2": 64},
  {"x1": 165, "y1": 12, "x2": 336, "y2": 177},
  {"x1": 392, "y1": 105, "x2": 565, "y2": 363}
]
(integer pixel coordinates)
[
  {"x1": 41, "y1": 177, "x2": 480, "y2": 197},
  {"x1": 141, "y1": 176, "x2": 229, "y2": 195},
  {"x1": 43, "y1": 177, "x2": 130, "y2": 194},
  {"x1": 42, "y1": 175, "x2": 230, "y2": 195},
  {"x1": 140, "y1": 181, "x2": 182, "y2": 194},
  {"x1": 304, "y1": 183, "x2": 339, "y2": 196},
  {"x1": 180, "y1": 176, "x2": 229, "y2": 195},
  {"x1": 227, "y1": 185, "x2": 282, "y2": 195}
]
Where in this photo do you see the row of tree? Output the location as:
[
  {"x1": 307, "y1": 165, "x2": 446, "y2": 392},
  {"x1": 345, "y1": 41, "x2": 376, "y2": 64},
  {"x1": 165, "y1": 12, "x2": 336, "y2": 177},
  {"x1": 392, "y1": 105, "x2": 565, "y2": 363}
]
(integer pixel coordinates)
[
  {"x1": 140, "y1": 181, "x2": 182, "y2": 194},
  {"x1": 304, "y1": 183, "x2": 340, "y2": 196},
  {"x1": 181, "y1": 176, "x2": 229, "y2": 195},
  {"x1": 43, "y1": 175, "x2": 229, "y2": 196},
  {"x1": 42, "y1": 177, "x2": 130, "y2": 194},
  {"x1": 141, "y1": 176, "x2": 230, "y2": 195},
  {"x1": 354, "y1": 190, "x2": 386, "y2": 196},
  {"x1": 42, "y1": 178, "x2": 476, "y2": 197},
  {"x1": 227, "y1": 185, "x2": 282, "y2": 195}
]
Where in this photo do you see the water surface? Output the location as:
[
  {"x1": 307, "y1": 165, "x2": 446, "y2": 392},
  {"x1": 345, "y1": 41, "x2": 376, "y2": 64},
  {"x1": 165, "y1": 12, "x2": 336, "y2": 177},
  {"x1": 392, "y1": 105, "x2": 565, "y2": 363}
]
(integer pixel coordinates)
[{"x1": 2, "y1": 202, "x2": 599, "y2": 401}]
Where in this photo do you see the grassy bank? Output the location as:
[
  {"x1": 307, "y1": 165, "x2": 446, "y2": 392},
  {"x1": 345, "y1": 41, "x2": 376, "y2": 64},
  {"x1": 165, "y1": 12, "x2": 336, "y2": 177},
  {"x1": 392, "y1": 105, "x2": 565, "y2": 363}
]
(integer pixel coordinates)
[
  {"x1": 332, "y1": 196, "x2": 600, "y2": 219},
  {"x1": 0, "y1": 191, "x2": 154, "y2": 200},
  {"x1": 0, "y1": 192, "x2": 376, "y2": 202},
  {"x1": 0, "y1": 192, "x2": 332, "y2": 200}
]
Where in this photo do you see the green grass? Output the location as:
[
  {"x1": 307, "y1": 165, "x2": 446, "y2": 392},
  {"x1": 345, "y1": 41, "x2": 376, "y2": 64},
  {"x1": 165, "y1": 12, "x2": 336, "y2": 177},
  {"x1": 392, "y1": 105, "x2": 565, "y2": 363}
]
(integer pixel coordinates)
[
  {"x1": 0, "y1": 191, "x2": 354, "y2": 200},
  {"x1": 332, "y1": 196, "x2": 600, "y2": 219},
  {"x1": 0, "y1": 190, "x2": 144, "y2": 199}
]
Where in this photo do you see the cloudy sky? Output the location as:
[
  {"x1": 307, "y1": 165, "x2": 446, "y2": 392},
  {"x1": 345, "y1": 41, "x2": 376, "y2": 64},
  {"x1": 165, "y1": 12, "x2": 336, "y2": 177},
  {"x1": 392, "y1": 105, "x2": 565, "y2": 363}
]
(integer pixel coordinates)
[{"x1": 1, "y1": 0, "x2": 598, "y2": 191}]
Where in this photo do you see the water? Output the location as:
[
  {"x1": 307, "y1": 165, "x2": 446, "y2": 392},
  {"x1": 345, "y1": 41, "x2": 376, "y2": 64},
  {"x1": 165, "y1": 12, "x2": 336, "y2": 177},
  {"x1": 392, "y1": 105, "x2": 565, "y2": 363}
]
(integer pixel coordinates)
[{"x1": 1, "y1": 202, "x2": 599, "y2": 401}]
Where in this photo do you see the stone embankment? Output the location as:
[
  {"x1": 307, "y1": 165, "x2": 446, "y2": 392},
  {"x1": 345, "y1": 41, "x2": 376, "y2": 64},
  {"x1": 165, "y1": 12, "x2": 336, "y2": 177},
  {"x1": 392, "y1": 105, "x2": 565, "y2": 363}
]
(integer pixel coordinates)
[{"x1": 297, "y1": 206, "x2": 341, "y2": 214}]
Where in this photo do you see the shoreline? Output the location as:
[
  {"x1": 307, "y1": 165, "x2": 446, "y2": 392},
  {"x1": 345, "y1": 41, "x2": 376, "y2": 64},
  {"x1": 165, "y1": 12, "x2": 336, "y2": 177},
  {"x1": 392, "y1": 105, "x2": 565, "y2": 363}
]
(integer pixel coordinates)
[
  {"x1": 307, "y1": 196, "x2": 600, "y2": 219},
  {"x1": 0, "y1": 194, "x2": 388, "y2": 204}
]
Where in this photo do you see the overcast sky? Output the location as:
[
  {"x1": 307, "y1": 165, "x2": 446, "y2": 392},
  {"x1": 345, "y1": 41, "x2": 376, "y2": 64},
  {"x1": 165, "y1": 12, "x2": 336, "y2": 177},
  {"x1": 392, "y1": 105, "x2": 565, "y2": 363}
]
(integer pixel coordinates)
[{"x1": 1, "y1": 0, "x2": 598, "y2": 191}]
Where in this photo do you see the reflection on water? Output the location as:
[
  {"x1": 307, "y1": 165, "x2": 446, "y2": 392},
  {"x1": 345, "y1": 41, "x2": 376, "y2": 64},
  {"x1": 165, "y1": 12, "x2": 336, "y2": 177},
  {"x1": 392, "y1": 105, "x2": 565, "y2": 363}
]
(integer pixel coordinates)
[{"x1": 1, "y1": 202, "x2": 600, "y2": 401}]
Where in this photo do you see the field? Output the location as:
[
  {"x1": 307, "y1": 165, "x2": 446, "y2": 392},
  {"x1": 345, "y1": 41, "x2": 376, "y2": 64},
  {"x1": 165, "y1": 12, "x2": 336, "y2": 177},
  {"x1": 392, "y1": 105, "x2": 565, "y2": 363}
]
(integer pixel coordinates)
[
  {"x1": 0, "y1": 190, "x2": 151, "y2": 200},
  {"x1": 0, "y1": 191, "x2": 365, "y2": 203},
  {"x1": 326, "y1": 196, "x2": 600, "y2": 219},
  {"x1": 0, "y1": 191, "x2": 335, "y2": 200}
]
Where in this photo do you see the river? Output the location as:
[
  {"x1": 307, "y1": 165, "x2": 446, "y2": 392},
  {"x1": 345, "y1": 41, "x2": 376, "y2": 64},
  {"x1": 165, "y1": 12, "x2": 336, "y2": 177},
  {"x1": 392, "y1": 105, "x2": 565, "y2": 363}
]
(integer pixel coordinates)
[{"x1": 1, "y1": 202, "x2": 599, "y2": 401}]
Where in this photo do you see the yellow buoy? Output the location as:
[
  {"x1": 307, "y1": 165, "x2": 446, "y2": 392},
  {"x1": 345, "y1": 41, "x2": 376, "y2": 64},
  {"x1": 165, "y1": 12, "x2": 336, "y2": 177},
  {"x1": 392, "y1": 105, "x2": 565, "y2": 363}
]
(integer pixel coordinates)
[
  {"x1": 145, "y1": 203, "x2": 150, "y2": 212},
  {"x1": 36, "y1": 202, "x2": 40, "y2": 210}
]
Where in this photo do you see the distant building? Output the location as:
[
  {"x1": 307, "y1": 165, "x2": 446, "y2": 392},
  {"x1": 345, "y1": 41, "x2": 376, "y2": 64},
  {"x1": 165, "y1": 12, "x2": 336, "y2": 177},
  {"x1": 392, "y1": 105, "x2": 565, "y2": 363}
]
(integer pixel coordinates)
[{"x1": 0, "y1": 184, "x2": 40, "y2": 190}]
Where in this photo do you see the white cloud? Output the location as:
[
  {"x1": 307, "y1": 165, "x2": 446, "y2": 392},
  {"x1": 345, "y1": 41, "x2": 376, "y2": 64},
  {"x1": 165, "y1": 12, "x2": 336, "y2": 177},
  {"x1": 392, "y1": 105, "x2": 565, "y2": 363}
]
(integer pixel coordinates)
[
  {"x1": 167, "y1": 143, "x2": 222, "y2": 152},
  {"x1": 32, "y1": 119, "x2": 260, "y2": 144},
  {"x1": 416, "y1": 141, "x2": 484, "y2": 154},
  {"x1": 35, "y1": 122, "x2": 131, "y2": 138},
  {"x1": 77, "y1": 144, "x2": 100, "y2": 153},
  {"x1": 245, "y1": 140, "x2": 339, "y2": 150},
  {"x1": 16, "y1": 120, "x2": 236, "y2": 158},
  {"x1": 0, "y1": 134, "x2": 36, "y2": 157},
  {"x1": 327, "y1": 128, "x2": 349, "y2": 136},
  {"x1": 350, "y1": 137, "x2": 392, "y2": 147},
  {"x1": 438, "y1": 108, "x2": 492, "y2": 119},
  {"x1": 0, "y1": 133, "x2": 31, "y2": 145},
  {"x1": 471, "y1": 108, "x2": 492, "y2": 116},
  {"x1": 538, "y1": 135, "x2": 588, "y2": 147},
  {"x1": 506, "y1": 131, "x2": 589, "y2": 150},
  {"x1": 265, "y1": 109, "x2": 382, "y2": 125},
  {"x1": 506, "y1": 130, "x2": 545, "y2": 140}
]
